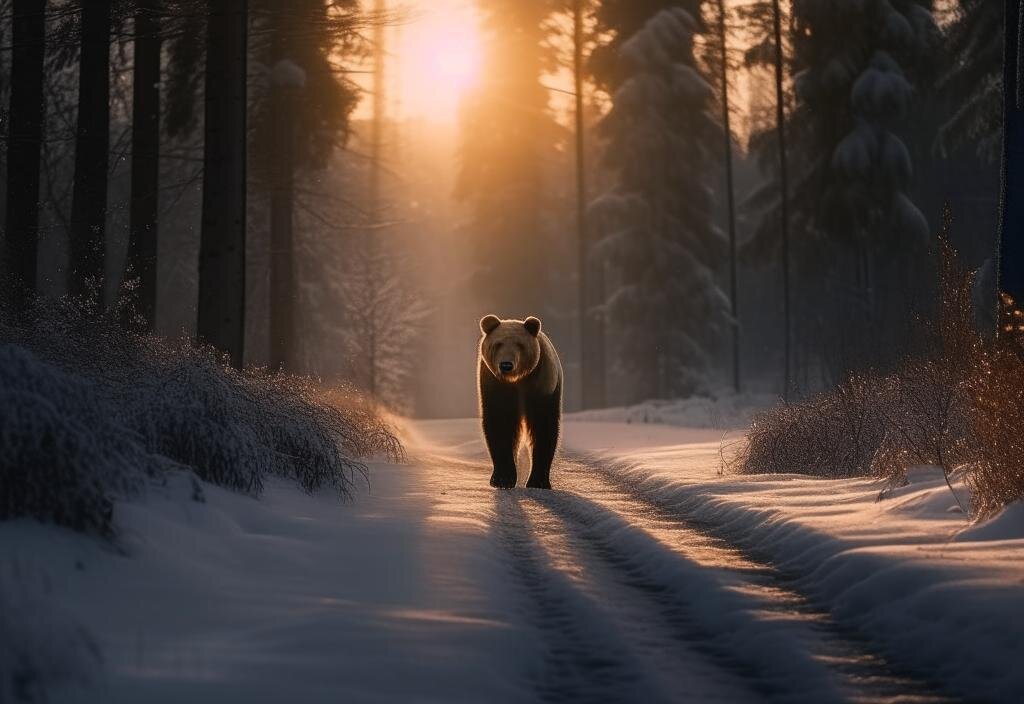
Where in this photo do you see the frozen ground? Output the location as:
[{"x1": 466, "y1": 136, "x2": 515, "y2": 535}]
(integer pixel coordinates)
[{"x1": 3, "y1": 418, "x2": 1022, "y2": 702}]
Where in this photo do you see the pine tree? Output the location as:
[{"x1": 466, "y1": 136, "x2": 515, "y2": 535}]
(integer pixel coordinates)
[
  {"x1": 744, "y1": 0, "x2": 938, "y2": 377},
  {"x1": 590, "y1": 2, "x2": 727, "y2": 400},
  {"x1": 937, "y1": 0, "x2": 1002, "y2": 161}
]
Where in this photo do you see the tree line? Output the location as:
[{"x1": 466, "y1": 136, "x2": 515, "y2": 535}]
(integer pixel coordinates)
[
  {"x1": 0, "y1": 0, "x2": 1012, "y2": 409},
  {"x1": 457, "y1": 0, "x2": 1004, "y2": 405},
  {"x1": 1, "y1": 0, "x2": 365, "y2": 371}
]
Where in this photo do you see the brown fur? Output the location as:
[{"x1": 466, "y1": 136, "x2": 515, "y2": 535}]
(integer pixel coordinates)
[{"x1": 478, "y1": 315, "x2": 563, "y2": 488}]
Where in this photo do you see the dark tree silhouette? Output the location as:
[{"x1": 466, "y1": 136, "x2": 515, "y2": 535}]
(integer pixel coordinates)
[
  {"x1": 716, "y1": 0, "x2": 740, "y2": 393},
  {"x1": 574, "y1": 0, "x2": 606, "y2": 410},
  {"x1": 999, "y1": 0, "x2": 1024, "y2": 328},
  {"x1": 197, "y1": 0, "x2": 248, "y2": 368},
  {"x1": 123, "y1": 0, "x2": 162, "y2": 329},
  {"x1": 68, "y1": 0, "x2": 111, "y2": 302},
  {"x1": 3, "y1": 0, "x2": 46, "y2": 307},
  {"x1": 770, "y1": 0, "x2": 790, "y2": 399},
  {"x1": 267, "y1": 12, "x2": 300, "y2": 372},
  {"x1": 250, "y1": 1, "x2": 359, "y2": 371}
]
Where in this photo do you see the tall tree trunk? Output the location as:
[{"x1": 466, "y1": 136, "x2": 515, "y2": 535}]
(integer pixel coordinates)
[
  {"x1": 998, "y1": 0, "x2": 1024, "y2": 334},
  {"x1": 197, "y1": 0, "x2": 247, "y2": 368},
  {"x1": 717, "y1": 0, "x2": 740, "y2": 393},
  {"x1": 370, "y1": 0, "x2": 385, "y2": 218},
  {"x1": 772, "y1": 0, "x2": 791, "y2": 399},
  {"x1": 575, "y1": 0, "x2": 605, "y2": 410},
  {"x1": 68, "y1": 0, "x2": 111, "y2": 303},
  {"x1": 124, "y1": 0, "x2": 161, "y2": 329},
  {"x1": 363, "y1": 0, "x2": 386, "y2": 397},
  {"x1": 3, "y1": 0, "x2": 46, "y2": 308},
  {"x1": 268, "y1": 79, "x2": 296, "y2": 371},
  {"x1": 267, "y1": 10, "x2": 299, "y2": 373}
]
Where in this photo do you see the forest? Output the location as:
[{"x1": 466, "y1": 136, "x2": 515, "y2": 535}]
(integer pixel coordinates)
[
  {"x1": 4, "y1": 2, "x2": 1024, "y2": 703},
  {"x1": 0, "y1": 0, "x2": 1005, "y2": 415}
]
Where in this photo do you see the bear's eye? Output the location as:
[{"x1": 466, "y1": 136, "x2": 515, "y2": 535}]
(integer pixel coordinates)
[{"x1": 494, "y1": 342, "x2": 503, "y2": 351}]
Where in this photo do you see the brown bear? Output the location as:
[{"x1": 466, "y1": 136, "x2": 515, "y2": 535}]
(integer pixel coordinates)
[{"x1": 478, "y1": 315, "x2": 563, "y2": 489}]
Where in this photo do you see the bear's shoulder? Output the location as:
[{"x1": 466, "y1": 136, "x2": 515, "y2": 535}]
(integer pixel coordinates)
[{"x1": 532, "y1": 332, "x2": 563, "y2": 394}]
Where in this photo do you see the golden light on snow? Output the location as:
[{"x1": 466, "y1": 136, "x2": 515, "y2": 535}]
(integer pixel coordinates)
[{"x1": 395, "y1": 1, "x2": 483, "y2": 123}]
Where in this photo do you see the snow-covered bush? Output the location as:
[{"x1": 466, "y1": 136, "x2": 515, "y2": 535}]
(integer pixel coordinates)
[
  {"x1": 0, "y1": 297, "x2": 401, "y2": 536},
  {"x1": 733, "y1": 362, "x2": 972, "y2": 483},
  {"x1": 730, "y1": 235, "x2": 1024, "y2": 517}
]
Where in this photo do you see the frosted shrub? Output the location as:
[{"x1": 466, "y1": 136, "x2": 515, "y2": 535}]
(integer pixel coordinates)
[
  {"x1": 963, "y1": 347, "x2": 1024, "y2": 517},
  {"x1": 0, "y1": 298, "x2": 401, "y2": 536},
  {"x1": 0, "y1": 346, "x2": 150, "y2": 535},
  {"x1": 733, "y1": 376, "x2": 890, "y2": 479},
  {"x1": 730, "y1": 236, "x2": 1024, "y2": 517}
]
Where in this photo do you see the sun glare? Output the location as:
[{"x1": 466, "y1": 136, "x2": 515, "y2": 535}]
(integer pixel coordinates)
[{"x1": 396, "y1": 2, "x2": 482, "y2": 123}]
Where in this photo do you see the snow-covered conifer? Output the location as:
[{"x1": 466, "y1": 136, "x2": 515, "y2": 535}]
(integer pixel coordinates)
[{"x1": 591, "y1": 4, "x2": 727, "y2": 399}]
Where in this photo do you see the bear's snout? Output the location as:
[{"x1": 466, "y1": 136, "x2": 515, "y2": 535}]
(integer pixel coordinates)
[{"x1": 499, "y1": 361, "x2": 514, "y2": 374}]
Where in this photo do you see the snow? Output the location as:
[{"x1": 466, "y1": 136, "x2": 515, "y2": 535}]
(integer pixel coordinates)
[
  {"x1": 560, "y1": 421, "x2": 1024, "y2": 702},
  {"x1": 619, "y1": 9, "x2": 696, "y2": 74},
  {"x1": 566, "y1": 393, "x2": 776, "y2": 430},
  {"x1": 4, "y1": 414, "x2": 1021, "y2": 702},
  {"x1": 1, "y1": 465, "x2": 536, "y2": 704},
  {"x1": 271, "y1": 59, "x2": 307, "y2": 88}
]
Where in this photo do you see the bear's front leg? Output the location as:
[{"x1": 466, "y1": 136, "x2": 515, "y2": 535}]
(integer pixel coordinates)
[
  {"x1": 480, "y1": 376, "x2": 521, "y2": 489},
  {"x1": 525, "y1": 389, "x2": 560, "y2": 489}
]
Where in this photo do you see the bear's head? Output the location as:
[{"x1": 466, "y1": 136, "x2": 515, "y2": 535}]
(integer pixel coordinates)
[{"x1": 479, "y1": 315, "x2": 543, "y2": 383}]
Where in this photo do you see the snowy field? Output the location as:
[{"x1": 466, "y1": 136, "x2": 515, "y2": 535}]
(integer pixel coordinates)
[{"x1": 3, "y1": 417, "x2": 1022, "y2": 702}]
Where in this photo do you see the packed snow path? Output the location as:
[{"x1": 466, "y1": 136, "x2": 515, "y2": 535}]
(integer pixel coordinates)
[{"x1": 412, "y1": 424, "x2": 947, "y2": 704}]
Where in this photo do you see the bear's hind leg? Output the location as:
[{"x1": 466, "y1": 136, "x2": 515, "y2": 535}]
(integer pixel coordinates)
[{"x1": 525, "y1": 393, "x2": 560, "y2": 489}]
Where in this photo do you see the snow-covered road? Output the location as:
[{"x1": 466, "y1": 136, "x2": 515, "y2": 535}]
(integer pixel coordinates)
[
  {"x1": 408, "y1": 420, "x2": 947, "y2": 704},
  {"x1": 7, "y1": 417, "x2": 1021, "y2": 702}
]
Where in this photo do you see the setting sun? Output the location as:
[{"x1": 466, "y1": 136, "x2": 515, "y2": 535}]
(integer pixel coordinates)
[{"x1": 395, "y1": 1, "x2": 483, "y2": 122}]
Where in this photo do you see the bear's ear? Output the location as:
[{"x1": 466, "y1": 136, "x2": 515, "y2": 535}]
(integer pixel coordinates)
[
  {"x1": 524, "y1": 316, "x2": 541, "y2": 337},
  {"x1": 480, "y1": 315, "x2": 501, "y2": 335}
]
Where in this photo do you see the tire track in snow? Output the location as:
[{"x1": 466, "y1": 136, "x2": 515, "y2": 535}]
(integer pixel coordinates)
[
  {"x1": 421, "y1": 447, "x2": 748, "y2": 702},
  {"x1": 552, "y1": 452, "x2": 952, "y2": 703},
  {"x1": 492, "y1": 491, "x2": 667, "y2": 703}
]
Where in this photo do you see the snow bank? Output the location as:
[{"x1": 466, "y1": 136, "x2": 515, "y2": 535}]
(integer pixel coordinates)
[
  {"x1": 562, "y1": 422, "x2": 1024, "y2": 702},
  {"x1": 566, "y1": 393, "x2": 776, "y2": 430}
]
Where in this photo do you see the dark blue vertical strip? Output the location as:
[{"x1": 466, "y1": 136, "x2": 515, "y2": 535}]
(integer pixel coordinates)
[{"x1": 998, "y1": 0, "x2": 1024, "y2": 322}]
